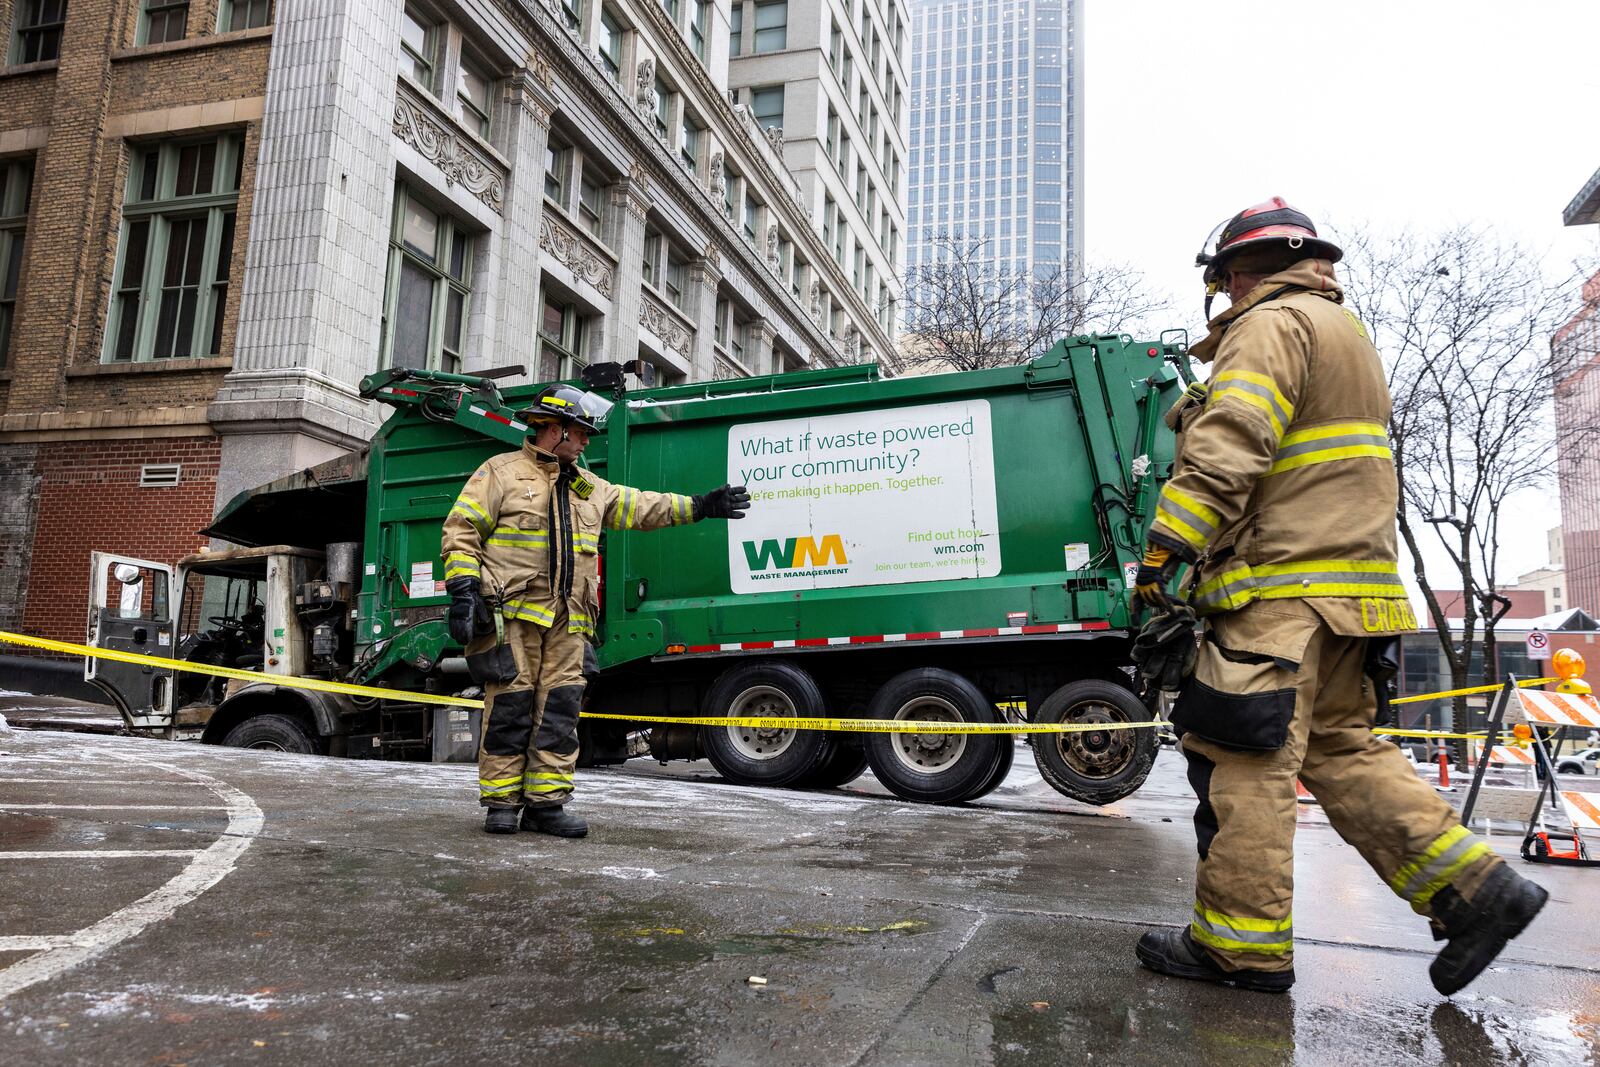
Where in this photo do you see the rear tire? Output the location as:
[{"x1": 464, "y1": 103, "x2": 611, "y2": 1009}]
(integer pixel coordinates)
[
  {"x1": 964, "y1": 732, "x2": 1016, "y2": 802},
  {"x1": 797, "y1": 739, "x2": 870, "y2": 788},
  {"x1": 864, "y1": 668, "x2": 1002, "y2": 804},
  {"x1": 222, "y1": 713, "x2": 318, "y2": 755},
  {"x1": 700, "y1": 661, "x2": 830, "y2": 787},
  {"x1": 1031, "y1": 679, "x2": 1156, "y2": 805}
]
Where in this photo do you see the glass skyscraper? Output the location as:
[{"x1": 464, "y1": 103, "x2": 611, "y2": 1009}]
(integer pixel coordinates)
[{"x1": 904, "y1": 0, "x2": 1082, "y2": 284}]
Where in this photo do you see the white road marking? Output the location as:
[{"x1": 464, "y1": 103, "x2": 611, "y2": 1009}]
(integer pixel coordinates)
[
  {"x1": 0, "y1": 804, "x2": 222, "y2": 811},
  {"x1": 0, "y1": 850, "x2": 203, "y2": 859},
  {"x1": 0, "y1": 779, "x2": 163, "y2": 785},
  {"x1": 0, "y1": 753, "x2": 264, "y2": 1001},
  {"x1": 0, "y1": 936, "x2": 89, "y2": 951}
]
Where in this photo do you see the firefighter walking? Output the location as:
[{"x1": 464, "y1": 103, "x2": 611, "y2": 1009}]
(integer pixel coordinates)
[
  {"x1": 1131, "y1": 199, "x2": 1546, "y2": 995},
  {"x1": 441, "y1": 384, "x2": 750, "y2": 837}
]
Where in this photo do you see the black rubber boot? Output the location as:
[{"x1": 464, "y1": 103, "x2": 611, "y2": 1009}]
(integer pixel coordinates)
[
  {"x1": 1136, "y1": 927, "x2": 1294, "y2": 994},
  {"x1": 483, "y1": 807, "x2": 519, "y2": 835},
  {"x1": 1428, "y1": 863, "x2": 1548, "y2": 995},
  {"x1": 522, "y1": 804, "x2": 588, "y2": 838}
]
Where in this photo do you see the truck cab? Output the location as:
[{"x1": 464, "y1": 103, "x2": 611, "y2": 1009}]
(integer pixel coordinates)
[{"x1": 85, "y1": 544, "x2": 354, "y2": 752}]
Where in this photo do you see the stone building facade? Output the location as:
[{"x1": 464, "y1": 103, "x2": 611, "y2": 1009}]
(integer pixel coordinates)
[{"x1": 0, "y1": 0, "x2": 904, "y2": 643}]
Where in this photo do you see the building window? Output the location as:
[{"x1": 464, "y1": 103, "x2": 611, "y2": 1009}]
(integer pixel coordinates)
[
  {"x1": 713, "y1": 296, "x2": 729, "y2": 348},
  {"x1": 107, "y1": 135, "x2": 241, "y2": 363},
  {"x1": 750, "y1": 86, "x2": 783, "y2": 131},
  {"x1": 12, "y1": 0, "x2": 67, "y2": 63},
  {"x1": 722, "y1": 164, "x2": 738, "y2": 221},
  {"x1": 752, "y1": 0, "x2": 786, "y2": 51},
  {"x1": 0, "y1": 158, "x2": 31, "y2": 368},
  {"x1": 544, "y1": 140, "x2": 569, "y2": 203},
  {"x1": 560, "y1": 0, "x2": 582, "y2": 32},
  {"x1": 654, "y1": 77, "x2": 672, "y2": 141},
  {"x1": 679, "y1": 109, "x2": 702, "y2": 172},
  {"x1": 457, "y1": 55, "x2": 493, "y2": 139},
  {"x1": 689, "y1": 0, "x2": 708, "y2": 61},
  {"x1": 825, "y1": 108, "x2": 838, "y2": 166},
  {"x1": 219, "y1": 0, "x2": 272, "y2": 31},
  {"x1": 597, "y1": 7, "x2": 622, "y2": 81},
  {"x1": 382, "y1": 184, "x2": 472, "y2": 372},
  {"x1": 141, "y1": 0, "x2": 188, "y2": 45},
  {"x1": 578, "y1": 169, "x2": 605, "y2": 237},
  {"x1": 659, "y1": 0, "x2": 678, "y2": 20},
  {"x1": 541, "y1": 295, "x2": 585, "y2": 378},
  {"x1": 729, "y1": 3, "x2": 742, "y2": 56},
  {"x1": 399, "y1": 7, "x2": 438, "y2": 91},
  {"x1": 642, "y1": 231, "x2": 688, "y2": 312},
  {"x1": 743, "y1": 192, "x2": 759, "y2": 244}
]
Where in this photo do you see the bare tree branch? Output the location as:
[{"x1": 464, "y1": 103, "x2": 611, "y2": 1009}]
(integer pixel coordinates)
[{"x1": 900, "y1": 231, "x2": 1172, "y2": 372}]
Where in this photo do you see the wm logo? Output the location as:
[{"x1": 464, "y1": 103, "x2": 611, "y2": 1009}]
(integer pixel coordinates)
[{"x1": 742, "y1": 534, "x2": 848, "y2": 571}]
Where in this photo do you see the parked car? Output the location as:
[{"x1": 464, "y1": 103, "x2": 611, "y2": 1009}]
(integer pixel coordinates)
[{"x1": 1555, "y1": 748, "x2": 1600, "y2": 776}]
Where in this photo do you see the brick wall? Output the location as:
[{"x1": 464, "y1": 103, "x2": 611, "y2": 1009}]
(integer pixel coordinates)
[{"x1": 19, "y1": 436, "x2": 220, "y2": 643}]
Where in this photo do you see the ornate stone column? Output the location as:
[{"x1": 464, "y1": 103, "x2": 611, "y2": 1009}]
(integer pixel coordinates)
[
  {"x1": 603, "y1": 163, "x2": 653, "y2": 364},
  {"x1": 748, "y1": 319, "x2": 778, "y2": 377},
  {"x1": 493, "y1": 58, "x2": 559, "y2": 371},
  {"x1": 687, "y1": 245, "x2": 725, "y2": 382}
]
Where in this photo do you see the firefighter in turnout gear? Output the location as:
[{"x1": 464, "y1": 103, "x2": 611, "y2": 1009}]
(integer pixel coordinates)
[
  {"x1": 441, "y1": 384, "x2": 752, "y2": 837},
  {"x1": 1132, "y1": 199, "x2": 1547, "y2": 995}
]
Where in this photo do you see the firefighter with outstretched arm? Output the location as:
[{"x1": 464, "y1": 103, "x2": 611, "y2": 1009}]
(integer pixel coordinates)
[
  {"x1": 1130, "y1": 199, "x2": 1546, "y2": 995},
  {"x1": 440, "y1": 384, "x2": 750, "y2": 837}
]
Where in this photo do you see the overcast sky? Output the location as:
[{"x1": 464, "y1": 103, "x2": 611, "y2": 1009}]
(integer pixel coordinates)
[{"x1": 1084, "y1": 0, "x2": 1600, "y2": 593}]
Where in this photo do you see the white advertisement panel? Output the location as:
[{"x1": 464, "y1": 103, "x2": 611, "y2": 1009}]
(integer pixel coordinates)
[{"x1": 727, "y1": 399, "x2": 1000, "y2": 593}]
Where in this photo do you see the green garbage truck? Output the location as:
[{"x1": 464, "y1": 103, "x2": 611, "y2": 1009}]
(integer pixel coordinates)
[{"x1": 83, "y1": 334, "x2": 1188, "y2": 806}]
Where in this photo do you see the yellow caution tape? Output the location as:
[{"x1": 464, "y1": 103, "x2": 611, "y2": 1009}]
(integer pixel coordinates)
[
  {"x1": 1391, "y1": 677, "x2": 1555, "y2": 705},
  {"x1": 0, "y1": 629, "x2": 1557, "y2": 741},
  {"x1": 0, "y1": 629, "x2": 480, "y2": 710}
]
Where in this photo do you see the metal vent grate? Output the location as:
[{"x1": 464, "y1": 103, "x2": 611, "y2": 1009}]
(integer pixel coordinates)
[{"x1": 139, "y1": 463, "x2": 182, "y2": 488}]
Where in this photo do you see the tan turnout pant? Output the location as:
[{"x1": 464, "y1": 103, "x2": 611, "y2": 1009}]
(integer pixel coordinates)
[
  {"x1": 1174, "y1": 600, "x2": 1500, "y2": 972},
  {"x1": 471, "y1": 616, "x2": 586, "y2": 809}
]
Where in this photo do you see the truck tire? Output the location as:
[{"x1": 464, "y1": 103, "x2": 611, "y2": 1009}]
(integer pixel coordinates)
[
  {"x1": 797, "y1": 739, "x2": 870, "y2": 789},
  {"x1": 964, "y1": 733, "x2": 1016, "y2": 802},
  {"x1": 222, "y1": 713, "x2": 318, "y2": 755},
  {"x1": 700, "y1": 661, "x2": 830, "y2": 787},
  {"x1": 1031, "y1": 679, "x2": 1156, "y2": 805},
  {"x1": 864, "y1": 669, "x2": 1003, "y2": 804}
]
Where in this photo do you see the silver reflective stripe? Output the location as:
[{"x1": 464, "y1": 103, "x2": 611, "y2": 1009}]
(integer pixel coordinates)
[
  {"x1": 1252, "y1": 570, "x2": 1405, "y2": 592},
  {"x1": 1192, "y1": 912, "x2": 1292, "y2": 946},
  {"x1": 1158, "y1": 496, "x2": 1217, "y2": 538},
  {"x1": 1273, "y1": 432, "x2": 1390, "y2": 460},
  {"x1": 1216, "y1": 377, "x2": 1292, "y2": 430},
  {"x1": 1398, "y1": 833, "x2": 1480, "y2": 903}
]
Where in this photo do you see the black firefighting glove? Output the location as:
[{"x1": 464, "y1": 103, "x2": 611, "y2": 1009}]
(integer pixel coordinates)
[
  {"x1": 1130, "y1": 601, "x2": 1199, "y2": 693},
  {"x1": 693, "y1": 483, "x2": 752, "y2": 520},
  {"x1": 1130, "y1": 542, "x2": 1183, "y2": 613},
  {"x1": 446, "y1": 577, "x2": 495, "y2": 646}
]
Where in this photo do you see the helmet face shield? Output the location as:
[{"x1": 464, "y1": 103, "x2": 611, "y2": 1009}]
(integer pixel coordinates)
[{"x1": 573, "y1": 390, "x2": 613, "y2": 430}]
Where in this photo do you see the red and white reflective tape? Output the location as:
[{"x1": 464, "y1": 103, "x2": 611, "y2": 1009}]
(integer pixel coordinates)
[
  {"x1": 1516, "y1": 689, "x2": 1600, "y2": 729},
  {"x1": 468, "y1": 404, "x2": 529, "y2": 434},
  {"x1": 675, "y1": 620, "x2": 1112, "y2": 655}
]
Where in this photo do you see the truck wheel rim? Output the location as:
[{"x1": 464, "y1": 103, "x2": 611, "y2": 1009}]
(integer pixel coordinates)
[
  {"x1": 725, "y1": 684, "x2": 797, "y2": 760},
  {"x1": 1053, "y1": 701, "x2": 1132, "y2": 779},
  {"x1": 890, "y1": 696, "x2": 967, "y2": 773}
]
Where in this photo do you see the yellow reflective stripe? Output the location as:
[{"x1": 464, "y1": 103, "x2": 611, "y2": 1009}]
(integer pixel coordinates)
[
  {"x1": 1211, "y1": 369, "x2": 1293, "y2": 437},
  {"x1": 1190, "y1": 903, "x2": 1293, "y2": 955},
  {"x1": 451, "y1": 497, "x2": 492, "y2": 530},
  {"x1": 1267, "y1": 421, "x2": 1392, "y2": 476},
  {"x1": 502, "y1": 600, "x2": 556, "y2": 624},
  {"x1": 486, "y1": 527, "x2": 550, "y2": 548},
  {"x1": 480, "y1": 775, "x2": 521, "y2": 788},
  {"x1": 525, "y1": 771, "x2": 574, "y2": 782},
  {"x1": 525, "y1": 782, "x2": 574, "y2": 793},
  {"x1": 479, "y1": 783, "x2": 520, "y2": 797},
  {"x1": 672, "y1": 493, "x2": 688, "y2": 526},
  {"x1": 625, "y1": 488, "x2": 639, "y2": 529},
  {"x1": 444, "y1": 552, "x2": 480, "y2": 579},
  {"x1": 1156, "y1": 484, "x2": 1220, "y2": 550},
  {"x1": 1390, "y1": 826, "x2": 1493, "y2": 908},
  {"x1": 1193, "y1": 560, "x2": 1404, "y2": 613}
]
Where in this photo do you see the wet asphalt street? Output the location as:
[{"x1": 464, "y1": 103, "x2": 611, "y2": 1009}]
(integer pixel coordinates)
[{"x1": 0, "y1": 723, "x2": 1597, "y2": 1066}]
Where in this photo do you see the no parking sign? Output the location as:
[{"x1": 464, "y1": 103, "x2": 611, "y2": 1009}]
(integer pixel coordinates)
[{"x1": 1527, "y1": 629, "x2": 1552, "y2": 660}]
